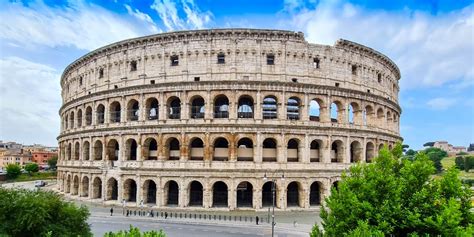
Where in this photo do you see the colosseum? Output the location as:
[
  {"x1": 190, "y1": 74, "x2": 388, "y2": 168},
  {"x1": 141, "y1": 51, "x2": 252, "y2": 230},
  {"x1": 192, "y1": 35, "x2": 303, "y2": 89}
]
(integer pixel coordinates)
[{"x1": 57, "y1": 29, "x2": 401, "y2": 211}]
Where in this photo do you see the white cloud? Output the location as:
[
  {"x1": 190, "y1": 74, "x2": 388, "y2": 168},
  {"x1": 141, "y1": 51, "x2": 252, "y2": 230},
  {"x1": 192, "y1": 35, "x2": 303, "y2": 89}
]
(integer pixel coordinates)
[
  {"x1": 124, "y1": 4, "x2": 161, "y2": 33},
  {"x1": 151, "y1": 0, "x2": 212, "y2": 31},
  {"x1": 0, "y1": 1, "x2": 160, "y2": 51},
  {"x1": 284, "y1": 1, "x2": 474, "y2": 90},
  {"x1": 0, "y1": 57, "x2": 61, "y2": 146},
  {"x1": 426, "y1": 97, "x2": 457, "y2": 110}
]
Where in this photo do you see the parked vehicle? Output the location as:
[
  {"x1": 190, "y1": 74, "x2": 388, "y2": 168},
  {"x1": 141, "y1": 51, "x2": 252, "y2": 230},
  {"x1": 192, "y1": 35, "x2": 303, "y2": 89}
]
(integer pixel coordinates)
[{"x1": 34, "y1": 180, "x2": 47, "y2": 187}]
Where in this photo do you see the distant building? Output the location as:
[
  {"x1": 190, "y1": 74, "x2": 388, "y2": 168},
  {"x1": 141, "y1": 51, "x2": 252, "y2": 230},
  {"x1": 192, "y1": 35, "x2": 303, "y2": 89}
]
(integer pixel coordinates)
[
  {"x1": 31, "y1": 151, "x2": 57, "y2": 168},
  {"x1": 432, "y1": 141, "x2": 466, "y2": 155},
  {"x1": 1, "y1": 152, "x2": 32, "y2": 167}
]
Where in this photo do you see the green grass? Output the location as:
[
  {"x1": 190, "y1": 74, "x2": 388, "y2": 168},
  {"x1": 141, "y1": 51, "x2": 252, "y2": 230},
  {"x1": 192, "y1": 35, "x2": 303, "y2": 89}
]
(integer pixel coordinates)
[
  {"x1": 441, "y1": 156, "x2": 474, "y2": 179},
  {"x1": 13, "y1": 172, "x2": 56, "y2": 182}
]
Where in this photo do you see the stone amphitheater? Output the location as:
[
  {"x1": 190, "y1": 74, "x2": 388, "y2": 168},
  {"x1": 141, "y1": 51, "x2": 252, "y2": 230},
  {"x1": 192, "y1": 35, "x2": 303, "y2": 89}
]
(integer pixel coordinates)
[{"x1": 57, "y1": 29, "x2": 401, "y2": 211}]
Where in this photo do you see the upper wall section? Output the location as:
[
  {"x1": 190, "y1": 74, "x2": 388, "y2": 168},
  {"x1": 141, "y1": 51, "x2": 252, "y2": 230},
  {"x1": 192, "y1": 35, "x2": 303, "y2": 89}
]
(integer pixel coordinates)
[{"x1": 60, "y1": 28, "x2": 401, "y2": 106}]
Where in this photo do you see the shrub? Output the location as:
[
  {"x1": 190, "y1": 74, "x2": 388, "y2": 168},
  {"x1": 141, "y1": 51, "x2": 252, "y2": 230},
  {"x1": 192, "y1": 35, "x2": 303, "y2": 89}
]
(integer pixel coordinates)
[
  {"x1": 5, "y1": 164, "x2": 21, "y2": 179},
  {"x1": 0, "y1": 188, "x2": 91, "y2": 236},
  {"x1": 104, "y1": 225, "x2": 166, "y2": 237},
  {"x1": 24, "y1": 163, "x2": 39, "y2": 175}
]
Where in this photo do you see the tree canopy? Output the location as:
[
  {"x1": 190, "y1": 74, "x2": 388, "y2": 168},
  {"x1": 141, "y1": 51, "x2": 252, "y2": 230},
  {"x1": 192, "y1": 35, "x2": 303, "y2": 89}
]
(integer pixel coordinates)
[
  {"x1": 24, "y1": 163, "x2": 39, "y2": 175},
  {"x1": 311, "y1": 143, "x2": 473, "y2": 236},
  {"x1": 47, "y1": 156, "x2": 58, "y2": 170},
  {"x1": 0, "y1": 188, "x2": 91, "y2": 237},
  {"x1": 5, "y1": 164, "x2": 21, "y2": 179},
  {"x1": 104, "y1": 226, "x2": 166, "y2": 237}
]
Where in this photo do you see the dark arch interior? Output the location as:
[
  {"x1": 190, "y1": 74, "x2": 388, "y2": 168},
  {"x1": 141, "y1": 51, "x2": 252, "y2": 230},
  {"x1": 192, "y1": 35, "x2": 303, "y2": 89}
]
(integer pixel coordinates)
[
  {"x1": 189, "y1": 181, "x2": 203, "y2": 206},
  {"x1": 287, "y1": 182, "x2": 300, "y2": 207},
  {"x1": 212, "y1": 182, "x2": 228, "y2": 207},
  {"x1": 262, "y1": 181, "x2": 274, "y2": 207},
  {"x1": 236, "y1": 182, "x2": 253, "y2": 207},
  {"x1": 214, "y1": 95, "x2": 229, "y2": 118},
  {"x1": 145, "y1": 180, "x2": 157, "y2": 204},
  {"x1": 167, "y1": 181, "x2": 179, "y2": 206},
  {"x1": 310, "y1": 182, "x2": 321, "y2": 206}
]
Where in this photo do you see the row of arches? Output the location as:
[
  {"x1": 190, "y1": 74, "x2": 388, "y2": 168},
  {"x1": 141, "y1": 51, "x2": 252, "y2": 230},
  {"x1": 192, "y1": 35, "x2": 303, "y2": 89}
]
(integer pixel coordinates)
[
  {"x1": 61, "y1": 136, "x2": 389, "y2": 163},
  {"x1": 62, "y1": 94, "x2": 399, "y2": 131},
  {"x1": 61, "y1": 175, "x2": 339, "y2": 208}
]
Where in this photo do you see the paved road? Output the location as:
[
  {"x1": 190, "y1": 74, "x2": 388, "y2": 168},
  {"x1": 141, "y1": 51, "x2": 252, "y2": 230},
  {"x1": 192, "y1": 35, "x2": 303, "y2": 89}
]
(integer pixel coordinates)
[{"x1": 90, "y1": 214, "x2": 306, "y2": 237}]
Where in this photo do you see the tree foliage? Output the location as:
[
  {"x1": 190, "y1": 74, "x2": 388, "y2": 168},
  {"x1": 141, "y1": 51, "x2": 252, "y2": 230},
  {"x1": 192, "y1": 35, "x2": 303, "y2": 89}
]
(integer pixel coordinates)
[
  {"x1": 423, "y1": 142, "x2": 435, "y2": 147},
  {"x1": 104, "y1": 225, "x2": 166, "y2": 237},
  {"x1": 311, "y1": 143, "x2": 474, "y2": 236},
  {"x1": 5, "y1": 164, "x2": 21, "y2": 179},
  {"x1": 455, "y1": 155, "x2": 474, "y2": 172},
  {"x1": 0, "y1": 188, "x2": 91, "y2": 237},
  {"x1": 424, "y1": 147, "x2": 448, "y2": 173},
  {"x1": 47, "y1": 156, "x2": 58, "y2": 170},
  {"x1": 24, "y1": 163, "x2": 39, "y2": 175}
]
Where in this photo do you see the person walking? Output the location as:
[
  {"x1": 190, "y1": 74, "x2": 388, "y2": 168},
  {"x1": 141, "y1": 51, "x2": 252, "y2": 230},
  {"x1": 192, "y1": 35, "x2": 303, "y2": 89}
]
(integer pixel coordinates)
[
  {"x1": 110, "y1": 207, "x2": 113, "y2": 216},
  {"x1": 256, "y1": 216, "x2": 259, "y2": 225}
]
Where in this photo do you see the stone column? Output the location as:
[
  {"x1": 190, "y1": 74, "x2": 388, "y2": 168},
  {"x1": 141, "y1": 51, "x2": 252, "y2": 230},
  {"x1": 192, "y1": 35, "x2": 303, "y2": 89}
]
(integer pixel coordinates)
[
  {"x1": 159, "y1": 92, "x2": 166, "y2": 121},
  {"x1": 205, "y1": 90, "x2": 212, "y2": 119},
  {"x1": 228, "y1": 186, "x2": 236, "y2": 210},
  {"x1": 255, "y1": 133, "x2": 262, "y2": 163},
  {"x1": 345, "y1": 136, "x2": 351, "y2": 163},
  {"x1": 136, "y1": 176, "x2": 142, "y2": 205},
  {"x1": 277, "y1": 134, "x2": 286, "y2": 163},
  {"x1": 301, "y1": 93, "x2": 309, "y2": 121},
  {"x1": 203, "y1": 187, "x2": 211, "y2": 208},
  {"x1": 302, "y1": 135, "x2": 310, "y2": 163},
  {"x1": 255, "y1": 91, "x2": 262, "y2": 120},
  {"x1": 229, "y1": 134, "x2": 237, "y2": 162},
  {"x1": 180, "y1": 132, "x2": 188, "y2": 161},
  {"x1": 179, "y1": 179, "x2": 186, "y2": 208},
  {"x1": 323, "y1": 138, "x2": 331, "y2": 163},
  {"x1": 156, "y1": 177, "x2": 162, "y2": 208}
]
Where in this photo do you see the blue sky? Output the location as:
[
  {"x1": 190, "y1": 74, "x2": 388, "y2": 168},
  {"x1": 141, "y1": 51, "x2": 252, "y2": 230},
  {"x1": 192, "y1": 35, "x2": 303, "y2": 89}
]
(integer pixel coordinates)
[{"x1": 0, "y1": 0, "x2": 473, "y2": 149}]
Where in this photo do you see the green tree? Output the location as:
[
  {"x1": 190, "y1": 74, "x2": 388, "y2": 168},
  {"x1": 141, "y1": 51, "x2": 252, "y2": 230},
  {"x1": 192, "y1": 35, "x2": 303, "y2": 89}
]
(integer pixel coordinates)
[
  {"x1": 104, "y1": 225, "x2": 166, "y2": 237},
  {"x1": 0, "y1": 188, "x2": 91, "y2": 237},
  {"x1": 5, "y1": 163, "x2": 21, "y2": 179},
  {"x1": 423, "y1": 142, "x2": 435, "y2": 147},
  {"x1": 424, "y1": 147, "x2": 448, "y2": 173},
  {"x1": 455, "y1": 156, "x2": 465, "y2": 170},
  {"x1": 47, "y1": 155, "x2": 58, "y2": 170},
  {"x1": 24, "y1": 163, "x2": 39, "y2": 176},
  {"x1": 311, "y1": 143, "x2": 473, "y2": 236}
]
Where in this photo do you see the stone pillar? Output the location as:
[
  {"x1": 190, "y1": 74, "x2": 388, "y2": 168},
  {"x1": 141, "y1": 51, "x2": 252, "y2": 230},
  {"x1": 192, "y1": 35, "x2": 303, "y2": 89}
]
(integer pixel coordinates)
[
  {"x1": 301, "y1": 93, "x2": 309, "y2": 121},
  {"x1": 255, "y1": 91, "x2": 262, "y2": 120},
  {"x1": 303, "y1": 134, "x2": 310, "y2": 163},
  {"x1": 156, "y1": 177, "x2": 162, "y2": 208},
  {"x1": 229, "y1": 134, "x2": 237, "y2": 162},
  {"x1": 255, "y1": 133, "x2": 262, "y2": 163},
  {"x1": 278, "y1": 134, "x2": 286, "y2": 163},
  {"x1": 278, "y1": 182, "x2": 286, "y2": 210},
  {"x1": 179, "y1": 179, "x2": 186, "y2": 208},
  {"x1": 120, "y1": 97, "x2": 126, "y2": 124},
  {"x1": 345, "y1": 136, "x2": 351, "y2": 163},
  {"x1": 254, "y1": 183, "x2": 262, "y2": 209},
  {"x1": 205, "y1": 90, "x2": 212, "y2": 119},
  {"x1": 204, "y1": 133, "x2": 211, "y2": 161},
  {"x1": 117, "y1": 177, "x2": 123, "y2": 204},
  {"x1": 278, "y1": 92, "x2": 286, "y2": 120},
  {"x1": 136, "y1": 176, "x2": 142, "y2": 205},
  {"x1": 323, "y1": 138, "x2": 331, "y2": 163},
  {"x1": 159, "y1": 92, "x2": 166, "y2": 121},
  {"x1": 203, "y1": 187, "x2": 211, "y2": 208},
  {"x1": 180, "y1": 132, "x2": 188, "y2": 161},
  {"x1": 182, "y1": 92, "x2": 189, "y2": 121},
  {"x1": 228, "y1": 187, "x2": 236, "y2": 210}
]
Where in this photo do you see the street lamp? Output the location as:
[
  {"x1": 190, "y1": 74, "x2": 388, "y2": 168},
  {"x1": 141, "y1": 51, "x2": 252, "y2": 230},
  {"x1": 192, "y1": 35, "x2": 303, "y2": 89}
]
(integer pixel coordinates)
[{"x1": 263, "y1": 171, "x2": 284, "y2": 237}]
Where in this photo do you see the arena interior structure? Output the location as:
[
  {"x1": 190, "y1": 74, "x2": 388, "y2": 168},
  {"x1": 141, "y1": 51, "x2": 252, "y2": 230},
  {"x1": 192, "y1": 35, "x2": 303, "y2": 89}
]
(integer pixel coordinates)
[{"x1": 57, "y1": 29, "x2": 401, "y2": 210}]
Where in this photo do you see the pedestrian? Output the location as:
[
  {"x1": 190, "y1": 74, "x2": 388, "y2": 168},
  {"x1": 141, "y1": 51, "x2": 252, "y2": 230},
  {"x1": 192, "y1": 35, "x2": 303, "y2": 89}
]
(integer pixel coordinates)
[
  {"x1": 110, "y1": 207, "x2": 113, "y2": 216},
  {"x1": 256, "y1": 216, "x2": 259, "y2": 225},
  {"x1": 165, "y1": 212, "x2": 168, "y2": 219}
]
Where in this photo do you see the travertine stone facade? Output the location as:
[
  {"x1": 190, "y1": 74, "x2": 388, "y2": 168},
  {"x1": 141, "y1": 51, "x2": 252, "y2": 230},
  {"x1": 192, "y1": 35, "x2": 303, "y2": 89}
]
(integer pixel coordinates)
[{"x1": 57, "y1": 29, "x2": 401, "y2": 210}]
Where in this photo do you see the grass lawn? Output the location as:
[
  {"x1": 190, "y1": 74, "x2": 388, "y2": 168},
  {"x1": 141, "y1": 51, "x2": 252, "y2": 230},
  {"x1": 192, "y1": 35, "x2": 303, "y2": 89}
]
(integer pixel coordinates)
[
  {"x1": 13, "y1": 172, "x2": 56, "y2": 182},
  {"x1": 441, "y1": 156, "x2": 474, "y2": 179}
]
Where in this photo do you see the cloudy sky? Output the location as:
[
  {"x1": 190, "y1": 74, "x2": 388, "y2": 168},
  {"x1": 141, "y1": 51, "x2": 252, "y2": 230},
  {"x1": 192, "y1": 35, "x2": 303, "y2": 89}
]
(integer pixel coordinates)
[{"x1": 0, "y1": 0, "x2": 473, "y2": 149}]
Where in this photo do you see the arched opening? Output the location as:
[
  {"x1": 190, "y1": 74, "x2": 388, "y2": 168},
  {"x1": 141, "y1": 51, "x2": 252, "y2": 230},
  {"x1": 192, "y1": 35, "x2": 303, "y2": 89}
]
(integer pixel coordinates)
[
  {"x1": 388, "y1": 144, "x2": 393, "y2": 150},
  {"x1": 331, "y1": 140, "x2": 344, "y2": 163},
  {"x1": 237, "y1": 138, "x2": 253, "y2": 161},
  {"x1": 310, "y1": 140, "x2": 322, "y2": 162},
  {"x1": 262, "y1": 96, "x2": 278, "y2": 119},
  {"x1": 188, "y1": 181, "x2": 203, "y2": 207},
  {"x1": 310, "y1": 182, "x2": 322, "y2": 206},
  {"x1": 70, "y1": 111, "x2": 75, "y2": 129},
  {"x1": 81, "y1": 176, "x2": 89, "y2": 197},
  {"x1": 366, "y1": 142, "x2": 375, "y2": 163},
  {"x1": 213, "y1": 138, "x2": 229, "y2": 161},
  {"x1": 164, "y1": 180, "x2": 179, "y2": 206},
  {"x1": 93, "y1": 140, "x2": 103, "y2": 160},
  {"x1": 77, "y1": 109, "x2": 82, "y2": 127},
  {"x1": 125, "y1": 139, "x2": 138, "y2": 161},
  {"x1": 262, "y1": 181, "x2": 277, "y2": 207},
  {"x1": 96, "y1": 104, "x2": 105, "y2": 124},
  {"x1": 287, "y1": 182, "x2": 301, "y2": 207},
  {"x1": 332, "y1": 181, "x2": 339, "y2": 191},
  {"x1": 167, "y1": 138, "x2": 180, "y2": 160},
  {"x1": 236, "y1": 182, "x2": 253, "y2": 208},
  {"x1": 364, "y1": 105, "x2": 373, "y2": 126},
  {"x1": 145, "y1": 98, "x2": 159, "y2": 120},
  {"x1": 287, "y1": 97, "x2": 300, "y2": 120},
  {"x1": 143, "y1": 138, "x2": 158, "y2": 160},
  {"x1": 107, "y1": 178, "x2": 118, "y2": 200},
  {"x1": 107, "y1": 139, "x2": 119, "y2": 161},
  {"x1": 168, "y1": 97, "x2": 181, "y2": 119},
  {"x1": 379, "y1": 143, "x2": 385, "y2": 151},
  {"x1": 309, "y1": 99, "x2": 321, "y2": 121},
  {"x1": 65, "y1": 175, "x2": 71, "y2": 193},
  {"x1": 143, "y1": 180, "x2": 157, "y2": 204},
  {"x1": 387, "y1": 111, "x2": 392, "y2": 128},
  {"x1": 348, "y1": 103, "x2": 355, "y2": 124},
  {"x1": 330, "y1": 101, "x2": 343, "y2": 123},
  {"x1": 214, "y1": 95, "x2": 229, "y2": 118},
  {"x1": 82, "y1": 141, "x2": 90, "y2": 161},
  {"x1": 350, "y1": 141, "x2": 363, "y2": 163},
  {"x1": 74, "y1": 142, "x2": 80, "y2": 160},
  {"x1": 262, "y1": 138, "x2": 277, "y2": 162},
  {"x1": 190, "y1": 96, "x2": 205, "y2": 119},
  {"x1": 109, "y1": 101, "x2": 121, "y2": 123},
  {"x1": 377, "y1": 108, "x2": 385, "y2": 126},
  {"x1": 92, "y1": 177, "x2": 102, "y2": 199},
  {"x1": 212, "y1": 181, "x2": 228, "y2": 207},
  {"x1": 189, "y1": 138, "x2": 204, "y2": 160},
  {"x1": 127, "y1": 99, "x2": 139, "y2": 121},
  {"x1": 67, "y1": 143, "x2": 72, "y2": 160},
  {"x1": 237, "y1": 96, "x2": 254, "y2": 118},
  {"x1": 85, "y1": 106, "x2": 92, "y2": 125},
  {"x1": 64, "y1": 114, "x2": 68, "y2": 130},
  {"x1": 123, "y1": 179, "x2": 137, "y2": 202},
  {"x1": 287, "y1": 139, "x2": 299, "y2": 162},
  {"x1": 72, "y1": 176, "x2": 79, "y2": 195}
]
